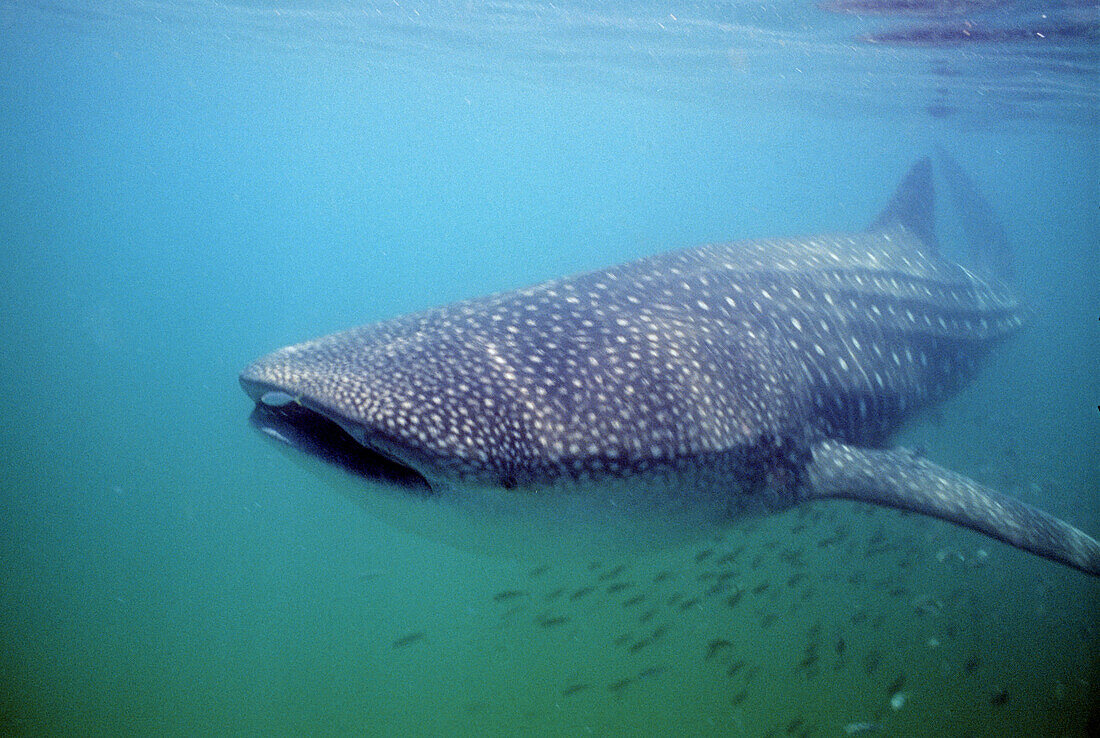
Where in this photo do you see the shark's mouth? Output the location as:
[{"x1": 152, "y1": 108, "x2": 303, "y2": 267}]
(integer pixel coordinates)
[{"x1": 247, "y1": 392, "x2": 432, "y2": 492}]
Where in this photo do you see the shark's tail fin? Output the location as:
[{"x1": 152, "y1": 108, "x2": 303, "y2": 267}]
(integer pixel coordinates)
[
  {"x1": 935, "y1": 148, "x2": 1014, "y2": 284},
  {"x1": 805, "y1": 441, "x2": 1100, "y2": 577},
  {"x1": 869, "y1": 157, "x2": 939, "y2": 253}
]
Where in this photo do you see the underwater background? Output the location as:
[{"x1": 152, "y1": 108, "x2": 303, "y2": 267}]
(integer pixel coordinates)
[{"x1": 1, "y1": 1, "x2": 1097, "y2": 735}]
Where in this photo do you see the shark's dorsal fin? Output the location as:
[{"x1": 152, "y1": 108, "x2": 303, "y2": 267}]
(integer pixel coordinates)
[
  {"x1": 936, "y1": 148, "x2": 1014, "y2": 284},
  {"x1": 869, "y1": 157, "x2": 938, "y2": 253}
]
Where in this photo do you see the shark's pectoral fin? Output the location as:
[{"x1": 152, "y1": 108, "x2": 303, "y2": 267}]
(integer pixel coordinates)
[{"x1": 804, "y1": 440, "x2": 1100, "y2": 577}]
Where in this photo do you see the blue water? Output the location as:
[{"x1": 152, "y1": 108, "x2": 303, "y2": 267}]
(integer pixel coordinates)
[{"x1": 1, "y1": 2, "x2": 1097, "y2": 735}]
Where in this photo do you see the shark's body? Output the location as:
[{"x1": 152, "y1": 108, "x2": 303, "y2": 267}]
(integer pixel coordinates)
[{"x1": 241, "y1": 158, "x2": 1100, "y2": 575}]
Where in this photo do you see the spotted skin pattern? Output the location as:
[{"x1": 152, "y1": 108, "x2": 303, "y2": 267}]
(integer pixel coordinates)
[{"x1": 241, "y1": 159, "x2": 1100, "y2": 576}]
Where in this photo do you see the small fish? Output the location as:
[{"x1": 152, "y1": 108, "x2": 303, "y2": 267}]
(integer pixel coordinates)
[
  {"x1": 493, "y1": 589, "x2": 527, "y2": 602},
  {"x1": 843, "y1": 722, "x2": 881, "y2": 735},
  {"x1": 607, "y1": 581, "x2": 632, "y2": 594},
  {"x1": 863, "y1": 651, "x2": 881, "y2": 675},
  {"x1": 705, "y1": 638, "x2": 733, "y2": 661},
  {"x1": 752, "y1": 582, "x2": 770, "y2": 595},
  {"x1": 912, "y1": 595, "x2": 943, "y2": 616},
  {"x1": 785, "y1": 717, "x2": 804, "y2": 734},
  {"x1": 622, "y1": 594, "x2": 645, "y2": 608},
  {"x1": 570, "y1": 586, "x2": 595, "y2": 601},
  {"x1": 544, "y1": 587, "x2": 565, "y2": 601},
  {"x1": 990, "y1": 688, "x2": 1009, "y2": 706},
  {"x1": 639, "y1": 607, "x2": 659, "y2": 623},
  {"x1": 679, "y1": 596, "x2": 700, "y2": 611},
  {"x1": 886, "y1": 673, "x2": 906, "y2": 696},
  {"x1": 730, "y1": 688, "x2": 750, "y2": 706},
  {"x1": 528, "y1": 564, "x2": 549, "y2": 577},
  {"x1": 786, "y1": 573, "x2": 807, "y2": 588},
  {"x1": 817, "y1": 529, "x2": 849, "y2": 548},
  {"x1": 638, "y1": 664, "x2": 667, "y2": 680},
  {"x1": 356, "y1": 569, "x2": 385, "y2": 581},
  {"x1": 779, "y1": 548, "x2": 806, "y2": 567},
  {"x1": 653, "y1": 570, "x2": 674, "y2": 583},
  {"x1": 726, "y1": 590, "x2": 745, "y2": 608},
  {"x1": 537, "y1": 615, "x2": 570, "y2": 628},
  {"x1": 561, "y1": 683, "x2": 589, "y2": 697},
  {"x1": 392, "y1": 631, "x2": 426, "y2": 649},
  {"x1": 727, "y1": 659, "x2": 746, "y2": 678},
  {"x1": 628, "y1": 638, "x2": 652, "y2": 654},
  {"x1": 598, "y1": 564, "x2": 628, "y2": 582},
  {"x1": 608, "y1": 677, "x2": 633, "y2": 693},
  {"x1": 695, "y1": 547, "x2": 715, "y2": 563}
]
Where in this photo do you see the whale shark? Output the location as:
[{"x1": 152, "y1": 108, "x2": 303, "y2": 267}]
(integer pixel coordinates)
[{"x1": 240, "y1": 157, "x2": 1099, "y2": 576}]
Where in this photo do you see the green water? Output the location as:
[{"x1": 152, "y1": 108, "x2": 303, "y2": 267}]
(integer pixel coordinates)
[{"x1": 1, "y1": 2, "x2": 1097, "y2": 735}]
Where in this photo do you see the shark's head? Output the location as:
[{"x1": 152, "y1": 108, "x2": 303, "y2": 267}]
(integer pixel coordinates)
[
  {"x1": 238, "y1": 297, "x2": 801, "y2": 559},
  {"x1": 239, "y1": 287, "x2": 802, "y2": 488}
]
